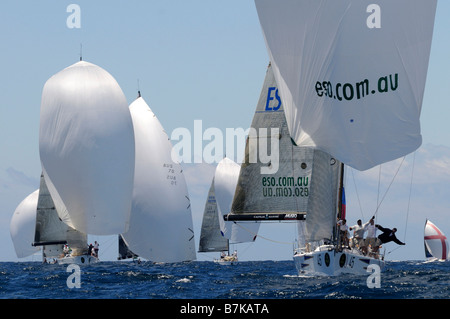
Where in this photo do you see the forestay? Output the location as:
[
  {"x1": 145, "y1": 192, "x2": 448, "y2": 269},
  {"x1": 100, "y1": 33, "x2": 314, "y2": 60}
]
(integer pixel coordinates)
[
  {"x1": 39, "y1": 61, "x2": 135, "y2": 235},
  {"x1": 255, "y1": 0, "x2": 437, "y2": 170}
]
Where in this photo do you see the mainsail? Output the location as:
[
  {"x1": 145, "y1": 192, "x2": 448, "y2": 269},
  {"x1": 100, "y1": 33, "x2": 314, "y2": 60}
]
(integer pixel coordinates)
[
  {"x1": 255, "y1": 0, "x2": 437, "y2": 171},
  {"x1": 118, "y1": 234, "x2": 139, "y2": 260},
  {"x1": 10, "y1": 190, "x2": 40, "y2": 258},
  {"x1": 198, "y1": 177, "x2": 230, "y2": 253},
  {"x1": 39, "y1": 61, "x2": 135, "y2": 235},
  {"x1": 424, "y1": 220, "x2": 449, "y2": 261},
  {"x1": 199, "y1": 157, "x2": 259, "y2": 253},
  {"x1": 121, "y1": 96, "x2": 196, "y2": 263},
  {"x1": 33, "y1": 173, "x2": 87, "y2": 257},
  {"x1": 215, "y1": 157, "x2": 260, "y2": 244},
  {"x1": 226, "y1": 64, "x2": 341, "y2": 242}
]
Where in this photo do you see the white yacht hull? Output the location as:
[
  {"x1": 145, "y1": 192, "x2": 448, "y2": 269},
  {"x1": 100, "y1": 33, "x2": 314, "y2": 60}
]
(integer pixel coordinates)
[
  {"x1": 214, "y1": 257, "x2": 238, "y2": 265},
  {"x1": 293, "y1": 245, "x2": 385, "y2": 276},
  {"x1": 57, "y1": 255, "x2": 99, "y2": 265}
]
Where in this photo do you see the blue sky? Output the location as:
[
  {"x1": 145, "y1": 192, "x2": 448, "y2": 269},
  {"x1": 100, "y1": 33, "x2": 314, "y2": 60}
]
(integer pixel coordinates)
[{"x1": 1, "y1": 1, "x2": 450, "y2": 262}]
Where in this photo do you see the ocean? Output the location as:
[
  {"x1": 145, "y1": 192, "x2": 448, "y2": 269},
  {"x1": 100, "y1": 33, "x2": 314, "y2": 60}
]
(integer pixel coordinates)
[{"x1": 0, "y1": 260, "x2": 448, "y2": 315}]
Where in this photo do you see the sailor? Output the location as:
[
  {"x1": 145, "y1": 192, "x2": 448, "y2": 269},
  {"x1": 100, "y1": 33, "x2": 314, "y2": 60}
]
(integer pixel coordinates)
[
  {"x1": 88, "y1": 243, "x2": 93, "y2": 256},
  {"x1": 94, "y1": 241, "x2": 99, "y2": 257},
  {"x1": 364, "y1": 217, "x2": 378, "y2": 255},
  {"x1": 63, "y1": 244, "x2": 70, "y2": 255},
  {"x1": 349, "y1": 216, "x2": 374, "y2": 254},
  {"x1": 375, "y1": 225, "x2": 406, "y2": 247},
  {"x1": 337, "y1": 219, "x2": 349, "y2": 247}
]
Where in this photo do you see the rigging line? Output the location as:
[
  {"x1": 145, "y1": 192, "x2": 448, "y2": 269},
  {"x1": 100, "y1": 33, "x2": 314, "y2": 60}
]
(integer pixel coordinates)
[
  {"x1": 374, "y1": 156, "x2": 406, "y2": 217},
  {"x1": 403, "y1": 151, "x2": 416, "y2": 242},
  {"x1": 350, "y1": 167, "x2": 365, "y2": 220}
]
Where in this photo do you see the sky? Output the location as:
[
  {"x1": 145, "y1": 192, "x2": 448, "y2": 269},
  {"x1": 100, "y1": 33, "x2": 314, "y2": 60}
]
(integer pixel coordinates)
[{"x1": 1, "y1": 1, "x2": 450, "y2": 263}]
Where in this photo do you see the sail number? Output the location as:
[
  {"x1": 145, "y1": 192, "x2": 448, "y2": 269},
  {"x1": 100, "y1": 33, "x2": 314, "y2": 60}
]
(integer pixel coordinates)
[
  {"x1": 261, "y1": 176, "x2": 309, "y2": 198},
  {"x1": 164, "y1": 163, "x2": 177, "y2": 186}
]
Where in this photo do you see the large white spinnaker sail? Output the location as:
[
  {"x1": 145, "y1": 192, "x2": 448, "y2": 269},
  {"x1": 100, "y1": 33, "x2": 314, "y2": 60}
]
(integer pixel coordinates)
[
  {"x1": 10, "y1": 190, "x2": 40, "y2": 258},
  {"x1": 215, "y1": 157, "x2": 260, "y2": 243},
  {"x1": 255, "y1": 0, "x2": 437, "y2": 171},
  {"x1": 39, "y1": 61, "x2": 135, "y2": 235},
  {"x1": 424, "y1": 220, "x2": 449, "y2": 261},
  {"x1": 121, "y1": 96, "x2": 196, "y2": 263}
]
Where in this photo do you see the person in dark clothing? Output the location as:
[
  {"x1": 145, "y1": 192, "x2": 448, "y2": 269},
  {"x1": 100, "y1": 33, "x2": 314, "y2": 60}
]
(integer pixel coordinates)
[{"x1": 376, "y1": 225, "x2": 406, "y2": 246}]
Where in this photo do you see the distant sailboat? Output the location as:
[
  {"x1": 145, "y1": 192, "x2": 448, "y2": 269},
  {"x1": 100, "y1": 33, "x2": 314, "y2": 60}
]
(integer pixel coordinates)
[
  {"x1": 36, "y1": 60, "x2": 136, "y2": 264},
  {"x1": 119, "y1": 95, "x2": 196, "y2": 263},
  {"x1": 199, "y1": 157, "x2": 259, "y2": 265},
  {"x1": 10, "y1": 190, "x2": 41, "y2": 259},
  {"x1": 424, "y1": 220, "x2": 449, "y2": 262},
  {"x1": 236, "y1": 0, "x2": 438, "y2": 275}
]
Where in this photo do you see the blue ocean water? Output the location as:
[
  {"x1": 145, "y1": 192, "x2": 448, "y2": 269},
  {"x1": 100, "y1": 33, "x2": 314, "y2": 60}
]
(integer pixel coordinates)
[{"x1": 1, "y1": 260, "x2": 448, "y2": 301}]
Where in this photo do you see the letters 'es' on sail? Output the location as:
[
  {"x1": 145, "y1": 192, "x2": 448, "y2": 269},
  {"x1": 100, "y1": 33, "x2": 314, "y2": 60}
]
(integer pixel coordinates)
[{"x1": 255, "y1": 0, "x2": 437, "y2": 171}]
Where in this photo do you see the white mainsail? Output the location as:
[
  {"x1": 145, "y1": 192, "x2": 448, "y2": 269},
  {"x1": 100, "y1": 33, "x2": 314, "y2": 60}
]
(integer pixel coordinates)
[
  {"x1": 255, "y1": 0, "x2": 437, "y2": 171},
  {"x1": 10, "y1": 190, "x2": 40, "y2": 258},
  {"x1": 121, "y1": 96, "x2": 196, "y2": 263},
  {"x1": 39, "y1": 61, "x2": 135, "y2": 235},
  {"x1": 424, "y1": 220, "x2": 449, "y2": 261}
]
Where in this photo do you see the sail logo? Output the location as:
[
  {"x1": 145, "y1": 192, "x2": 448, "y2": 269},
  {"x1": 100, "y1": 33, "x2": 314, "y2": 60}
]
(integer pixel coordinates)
[
  {"x1": 265, "y1": 87, "x2": 282, "y2": 111},
  {"x1": 366, "y1": 4, "x2": 381, "y2": 29},
  {"x1": 66, "y1": 4, "x2": 81, "y2": 29},
  {"x1": 315, "y1": 73, "x2": 398, "y2": 102}
]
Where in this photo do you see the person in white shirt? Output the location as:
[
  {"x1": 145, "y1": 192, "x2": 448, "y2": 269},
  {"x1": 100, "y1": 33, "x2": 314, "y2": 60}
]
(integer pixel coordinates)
[
  {"x1": 337, "y1": 219, "x2": 349, "y2": 247},
  {"x1": 350, "y1": 216, "x2": 374, "y2": 254},
  {"x1": 365, "y1": 217, "x2": 378, "y2": 256}
]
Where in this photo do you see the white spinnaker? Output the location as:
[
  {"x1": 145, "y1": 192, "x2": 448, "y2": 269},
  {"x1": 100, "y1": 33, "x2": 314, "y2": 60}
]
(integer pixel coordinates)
[
  {"x1": 424, "y1": 220, "x2": 448, "y2": 261},
  {"x1": 215, "y1": 157, "x2": 260, "y2": 243},
  {"x1": 10, "y1": 190, "x2": 40, "y2": 258},
  {"x1": 122, "y1": 97, "x2": 196, "y2": 262},
  {"x1": 255, "y1": 0, "x2": 437, "y2": 170},
  {"x1": 39, "y1": 61, "x2": 135, "y2": 235}
]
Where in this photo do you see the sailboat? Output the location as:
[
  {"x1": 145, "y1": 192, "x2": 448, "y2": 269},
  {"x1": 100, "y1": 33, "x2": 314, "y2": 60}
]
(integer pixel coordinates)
[
  {"x1": 199, "y1": 157, "x2": 259, "y2": 265},
  {"x1": 33, "y1": 173, "x2": 97, "y2": 264},
  {"x1": 10, "y1": 190, "x2": 41, "y2": 260},
  {"x1": 224, "y1": 0, "x2": 437, "y2": 275},
  {"x1": 424, "y1": 220, "x2": 449, "y2": 262},
  {"x1": 118, "y1": 234, "x2": 140, "y2": 263},
  {"x1": 119, "y1": 94, "x2": 196, "y2": 263},
  {"x1": 36, "y1": 60, "x2": 136, "y2": 264}
]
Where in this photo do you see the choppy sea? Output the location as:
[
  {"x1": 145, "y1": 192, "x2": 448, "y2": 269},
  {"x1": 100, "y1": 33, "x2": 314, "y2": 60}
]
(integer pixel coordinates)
[{"x1": 0, "y1": 260, "x2": 448, "y2": 316}]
